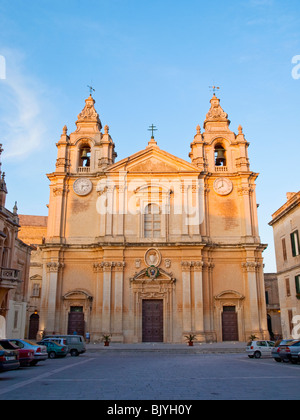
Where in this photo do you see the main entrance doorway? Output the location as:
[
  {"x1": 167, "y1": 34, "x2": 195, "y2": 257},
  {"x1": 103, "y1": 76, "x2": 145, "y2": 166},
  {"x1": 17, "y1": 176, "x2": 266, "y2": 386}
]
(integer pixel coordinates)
[
  {"x1": 222, "y1": 306, "x2": 238, "y2": 341},
  {"x1": 142, "y1": 299, "x2": 163, "y2": 342},
  {"x1": 67, "y1": 306, "x2": 85, "y2": 336}
]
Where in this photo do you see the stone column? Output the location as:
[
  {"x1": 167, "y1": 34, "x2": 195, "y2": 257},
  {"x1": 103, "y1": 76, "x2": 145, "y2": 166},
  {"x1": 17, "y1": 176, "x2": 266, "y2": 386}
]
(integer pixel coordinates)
[
  {"x1": 242, "y1": 261, "x2": 260, "y2": 336},
  {"x1": 193, "y1": 261, "x2": 205, "y2": 340},
  {"x1": 114, "y1": 262, "x2": 125, "y2": 341},
  {"x1": 181, "y1": 185, "x2": 189, "y2": 236},
  {"x1": 46, "y1": 262, "x2": 64, "y2": 333},
  {"x1": 203, "y1": 261, "x2": 215, "y2": 342},
  {"x1": 102, "y1": 262, "x2": 112, "y2": 333},
  {"x1": 238, "y1": 186, "x2": 253, "y2": 238},
  {"x1": 50, "y1": 186, "x2": 68, "y2": 241},
  {"x1": 117, "y1": 184, "x2": 125, "y2": 236},
  {"x1": 106, "y1": 186, "x2": 115, "y2": 237},
  {"x1": 93, "y1": 263, "x2": 103, "y2": 339},
  {"x1": 181, "y1": 261, "x2": 192, "y2": 333}
]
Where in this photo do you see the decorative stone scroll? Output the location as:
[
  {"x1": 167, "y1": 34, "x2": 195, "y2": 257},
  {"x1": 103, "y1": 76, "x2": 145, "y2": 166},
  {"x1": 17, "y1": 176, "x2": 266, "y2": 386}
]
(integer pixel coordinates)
[
  {"x1": 93, "y1": 261, "x2": 125, "y2": 272},
  {"x1": 47, "y1": 262, "x2": 64, "y2": 272},
  {"x1": 241, "y1": 262, "x2": 262, "y2": 272}
]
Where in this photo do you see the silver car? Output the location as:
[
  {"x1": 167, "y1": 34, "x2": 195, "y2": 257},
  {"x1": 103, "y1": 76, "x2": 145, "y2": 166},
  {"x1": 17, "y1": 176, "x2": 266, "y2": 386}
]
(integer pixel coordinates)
[
  {"x1": 246, "y1": 340, "x2": 275, "y2": 358},
  {"x1": 8, "y1": 339, "x2": 48, "y2": 366}
]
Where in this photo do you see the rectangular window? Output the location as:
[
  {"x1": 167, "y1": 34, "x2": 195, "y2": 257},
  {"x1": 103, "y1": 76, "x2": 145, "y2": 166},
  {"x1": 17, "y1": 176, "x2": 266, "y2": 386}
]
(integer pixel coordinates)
[
  {"x1": 265, "y1": 291, "x2": 269, "y2": 305},
  {"x1": 144, "y1": 204, "x2": 161, "y2": 239},
  {"x1": 282, "y1": 238, "x2": 287, "y2": 261},
  {"x1": 291, "y1": 230, "x2": 300, "y2": 257},
  {"x1": 32, "y1": 283, "x2": 40, "y2": 297},
  {"x1": 13, "y1": 310, "x2": 18, "y2": 330},
  {"x1": 285, "y1": 278, "x2": 291, "y2": 297}
]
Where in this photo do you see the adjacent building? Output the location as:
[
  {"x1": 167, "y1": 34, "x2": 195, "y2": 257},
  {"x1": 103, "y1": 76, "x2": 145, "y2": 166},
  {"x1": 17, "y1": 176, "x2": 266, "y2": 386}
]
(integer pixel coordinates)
[
  {"x1": 269, "y1": 192, "x2": 300, "y2": 338},
  {"x1": 264, "y1": 273, "x2": 282, "y2": 340},
  {"x1": 0, "y1": 146, "x2": 32, "y2": 339},
  {"x1": 18, "y1": 215, "x2": 47, "y2": 339}
]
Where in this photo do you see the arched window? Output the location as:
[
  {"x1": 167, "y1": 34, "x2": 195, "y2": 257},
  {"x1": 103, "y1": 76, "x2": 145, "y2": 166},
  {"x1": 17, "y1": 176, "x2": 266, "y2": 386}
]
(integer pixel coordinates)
[
  {"x1": 214, "y1": 143, "x2": 226, "y2": 166},
  {"x1": 144, "y1": 204, "x2": 161, "y2": 238},
  {"x1": 79, "y1": 144, "x2": 91, "y2": 167}
]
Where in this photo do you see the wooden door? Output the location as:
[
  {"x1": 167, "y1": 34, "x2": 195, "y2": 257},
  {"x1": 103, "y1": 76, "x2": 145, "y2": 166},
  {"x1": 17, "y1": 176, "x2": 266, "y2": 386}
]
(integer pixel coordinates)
[
  {"x1": 142, "y1": 300, "x2": 163, "y2": 342},
  {"x1": 28, "y1": 313, "x2": 39, "y2": 340},
  {"x1": 222, "y1": 306, "x2": 238, "y2": 341},
  {"x1": 67, "y1": 311, "x2": 85, "y2": 336}
]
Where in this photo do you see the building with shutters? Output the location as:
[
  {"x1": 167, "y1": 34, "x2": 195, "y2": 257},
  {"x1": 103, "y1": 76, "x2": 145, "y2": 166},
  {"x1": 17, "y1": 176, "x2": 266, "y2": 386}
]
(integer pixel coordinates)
[
  {"x1": 269, "y1": 192, "x2": 300, "y2": 339},
  {"x1": 21, "y1": 93, "x2": 269, "y2": 343}
]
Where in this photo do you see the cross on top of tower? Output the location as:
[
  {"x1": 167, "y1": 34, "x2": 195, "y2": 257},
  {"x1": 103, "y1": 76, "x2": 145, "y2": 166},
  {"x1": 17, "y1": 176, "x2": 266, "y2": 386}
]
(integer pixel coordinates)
[
  {"x1": 148, "y1": 124, "x2": 158, "y2": 139},
  {"x1": 87, "y1": 85, "x2": 95, "y2": 96},
  {"x1": 209, "y1": 85, "x2": 220, "y2": 95}
]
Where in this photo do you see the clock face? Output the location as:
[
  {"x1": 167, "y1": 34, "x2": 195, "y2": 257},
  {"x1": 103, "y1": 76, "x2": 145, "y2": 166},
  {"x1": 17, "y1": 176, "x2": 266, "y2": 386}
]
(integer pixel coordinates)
[
  {"x1": 73, "y1": 178, "x2": 93, "y2": 196},
  {"x1": 213, "y1": 177, "x2": 233, "y2": 196}
]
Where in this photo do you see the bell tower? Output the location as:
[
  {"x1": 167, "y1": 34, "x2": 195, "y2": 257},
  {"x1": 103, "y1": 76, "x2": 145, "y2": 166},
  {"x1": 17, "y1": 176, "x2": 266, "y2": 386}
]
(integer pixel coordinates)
[
  {"x1": 190, "y1": 94, "x2": 250, "y2": 173},
  {"x1": 190, "y1": 93, "x2": 260, "y2": 244},
  {"x1": 46, "y1": 95, "x2": 117, "y2": 243},
  {"x1": 53, "y1": 94, "x2": 117, "y2": 176}
]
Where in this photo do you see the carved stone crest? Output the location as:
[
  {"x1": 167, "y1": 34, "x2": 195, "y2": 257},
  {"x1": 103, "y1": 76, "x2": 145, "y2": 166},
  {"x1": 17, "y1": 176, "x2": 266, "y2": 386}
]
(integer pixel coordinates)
[{"x1": 144, "y1": 248, "x2": 161, "y2": 267}]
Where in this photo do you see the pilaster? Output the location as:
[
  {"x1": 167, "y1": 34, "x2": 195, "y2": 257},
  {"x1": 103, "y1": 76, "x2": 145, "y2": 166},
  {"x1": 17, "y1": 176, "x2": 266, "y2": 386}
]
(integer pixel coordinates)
[{"x1": 45, "y1": 261, "x2": 64, "y2": 333}]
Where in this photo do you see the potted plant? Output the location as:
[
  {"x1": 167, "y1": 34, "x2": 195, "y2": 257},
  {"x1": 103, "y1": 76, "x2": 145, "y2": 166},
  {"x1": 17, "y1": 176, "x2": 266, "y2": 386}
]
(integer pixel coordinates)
[
  {"x1": 249, "y1": 334, "x2": 257, "y2": 341},
  {"x1": 185, "y1": 334, "x2": 197, "y2": 346},
  {"x1": 102, "y1": 334, "x2": 111, "y2": 346}
]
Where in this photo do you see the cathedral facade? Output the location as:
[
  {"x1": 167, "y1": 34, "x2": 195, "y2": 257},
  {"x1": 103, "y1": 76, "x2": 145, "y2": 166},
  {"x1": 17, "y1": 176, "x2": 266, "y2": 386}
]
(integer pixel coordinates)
[{"x1": 36, "y1": 93, "x2": 268, "y2": 343}]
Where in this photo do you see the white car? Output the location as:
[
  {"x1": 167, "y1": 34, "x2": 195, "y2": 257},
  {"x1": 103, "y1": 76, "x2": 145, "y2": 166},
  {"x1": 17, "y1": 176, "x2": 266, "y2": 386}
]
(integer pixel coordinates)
[
  {"x1": 8, "y1": 339, "x2": 48, "y2": 366},
  {"x1": 246, "y1": 340, "x2": 275, "y2": 359}
]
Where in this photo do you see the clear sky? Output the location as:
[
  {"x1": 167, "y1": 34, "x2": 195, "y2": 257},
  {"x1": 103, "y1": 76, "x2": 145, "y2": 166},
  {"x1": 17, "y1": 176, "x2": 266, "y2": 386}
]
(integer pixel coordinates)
[{"x1": 0, "y1": 0, "x2": 300, "y2": 273}]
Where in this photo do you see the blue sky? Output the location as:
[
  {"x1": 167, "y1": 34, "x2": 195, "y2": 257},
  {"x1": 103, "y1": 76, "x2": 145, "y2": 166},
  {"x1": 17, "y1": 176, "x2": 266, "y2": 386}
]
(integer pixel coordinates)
[{"x1": 0, "y1": 0, "x2": 300, "y2": 272}]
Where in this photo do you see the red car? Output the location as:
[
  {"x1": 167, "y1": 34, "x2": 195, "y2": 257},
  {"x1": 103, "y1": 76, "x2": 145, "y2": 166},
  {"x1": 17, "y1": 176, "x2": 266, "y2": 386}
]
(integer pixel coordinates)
[{"x1": 0, "y1": 339, "x2": 34, "y2": 367}]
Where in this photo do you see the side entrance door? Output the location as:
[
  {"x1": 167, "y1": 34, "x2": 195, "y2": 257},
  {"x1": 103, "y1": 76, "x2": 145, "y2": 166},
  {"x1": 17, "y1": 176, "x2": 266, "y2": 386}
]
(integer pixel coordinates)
[
  {"x1": 28, "y1": 313, "x2": 40, "y2": 339},
  {"x1": 67, "y1": 307, "x2": 85, "y2": 336},
  {"x1": 142, "y1": 299, "x2": 163, "y2": 342},
  {"x1": 222, "y1": 306, "x2": 239, "y2": 341}
]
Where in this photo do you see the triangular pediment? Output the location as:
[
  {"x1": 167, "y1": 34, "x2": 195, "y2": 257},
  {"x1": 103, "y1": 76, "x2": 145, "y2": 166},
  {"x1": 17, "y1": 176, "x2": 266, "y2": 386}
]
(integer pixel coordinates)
[{"x1": 107, "y1": 146, "x2": 199, "y2": 175}]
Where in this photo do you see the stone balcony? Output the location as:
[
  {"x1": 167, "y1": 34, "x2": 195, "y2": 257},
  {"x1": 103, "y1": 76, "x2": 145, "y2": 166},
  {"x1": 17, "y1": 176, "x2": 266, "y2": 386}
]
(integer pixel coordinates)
[
  {"x1": 78, "y1": 166, "x2": 90, "y2": 173},
  {"x1": 215, "y1": 166, "x2": 228, "y2": 172},
  {"x1": 0, "y1": 267, "x2": 21, "y2": 290}
]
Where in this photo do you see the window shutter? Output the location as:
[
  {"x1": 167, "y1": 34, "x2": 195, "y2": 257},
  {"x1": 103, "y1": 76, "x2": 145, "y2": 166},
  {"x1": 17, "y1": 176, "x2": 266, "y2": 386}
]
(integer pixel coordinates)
[
  {"x1": 291, "y1": 230, "x2": 300, "y2": 257},
  {"x1": 295, "y1": 275, "x2": 300, "y2": 294},
  {"x1": 282, "y1": 238, "x2": 287, "y2": 261}
]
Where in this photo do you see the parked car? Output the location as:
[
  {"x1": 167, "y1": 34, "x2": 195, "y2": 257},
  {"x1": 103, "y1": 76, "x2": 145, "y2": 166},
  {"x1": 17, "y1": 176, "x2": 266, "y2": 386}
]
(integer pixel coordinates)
[
  {"x1": 0, "y1": 344, "x2": 20, "y2": 372},
  {"x1": 37, "y1": 340, "x2": 68, "y2": 359},
  {"x1": 271, "y1": 339, "x2": 296, "y2": 362},
  {"x1": 44, "y1": 335, "x2": 86, "y2": 357},
  {"x1": 0, "y1": 339, "x2": 34, "y2": 367},
  {"x1": 7, "y1": 339, "x2": 48, "y2": 366},
  {"x1": 277, "y1": 340, "x2": 300, "y2": 364},
  {"x1": 246, "y1": 340, "x2": 275, "y2": 358}
]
